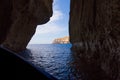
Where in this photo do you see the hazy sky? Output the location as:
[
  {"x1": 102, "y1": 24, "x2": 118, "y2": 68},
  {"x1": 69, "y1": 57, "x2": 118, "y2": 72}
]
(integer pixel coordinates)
[{"x1": 29, "y1": 0, "x2": 70, "y2": 44}]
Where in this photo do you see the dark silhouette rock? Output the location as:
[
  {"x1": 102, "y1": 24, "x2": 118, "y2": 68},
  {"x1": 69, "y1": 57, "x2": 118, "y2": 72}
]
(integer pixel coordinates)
[
  {"x1": 0, "y1": 0, "x2": 12, "y2": 44},
  {"x1": 0, "y1": 0, "x2": 53, "y2": 52},
  {"x1": 69, "y1": 0, "x2": 120, "y2": 80}
]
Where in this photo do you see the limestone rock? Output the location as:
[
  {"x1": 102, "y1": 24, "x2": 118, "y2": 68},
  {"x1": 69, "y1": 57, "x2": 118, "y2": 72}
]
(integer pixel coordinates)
[
  {"x1": 0, "y1": 0, "x2": 53, "y2": 52},
  {"x1": 52, "y1": 36, "x2": 70, "y2": 44},
  {"x1": 69, "y1": 0, "x2": 120, "y2": 80}
]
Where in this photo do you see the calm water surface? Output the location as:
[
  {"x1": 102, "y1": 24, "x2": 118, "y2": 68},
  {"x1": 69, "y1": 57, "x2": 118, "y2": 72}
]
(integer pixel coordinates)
[
  {"x1": 19, "y1": 44, "x2": 116, "y2": 80},
  {"x1": 20, "y1": 44, "x2": 81, "y2": 80}
]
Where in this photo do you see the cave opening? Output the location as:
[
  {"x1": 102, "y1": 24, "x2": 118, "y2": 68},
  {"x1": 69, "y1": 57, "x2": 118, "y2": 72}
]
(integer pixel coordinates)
[
  {"x1": 24, "y1": 0, "x2": 72, "y2": 79},
  {"x1": 28, "y1": 0, "x2": 70, "y2": 44}
]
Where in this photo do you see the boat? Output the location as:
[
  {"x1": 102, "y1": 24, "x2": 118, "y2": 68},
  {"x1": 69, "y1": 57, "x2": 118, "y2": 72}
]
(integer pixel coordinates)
[{"x1": 0, "y1": 46, "x2": 57, "y2": 80}]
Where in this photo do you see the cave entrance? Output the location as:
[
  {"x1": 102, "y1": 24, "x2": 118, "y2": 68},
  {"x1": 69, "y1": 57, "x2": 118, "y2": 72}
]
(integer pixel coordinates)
[
  {"x1": 25, "y1": 0, "x2": 71, "y2": 79},
  {"x1": 28, "y1": 0, "x2": 70, "y2": 44}
]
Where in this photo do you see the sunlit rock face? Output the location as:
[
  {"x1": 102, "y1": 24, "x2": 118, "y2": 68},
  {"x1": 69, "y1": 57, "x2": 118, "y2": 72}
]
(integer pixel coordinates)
[
  {"x1": 69, "y1": 0, "x2": 120, "y2": 80},
  {"x1": 52, "y1": 36, "x2": 70, "y2": 44},
  {"x1": 0, "y1": 0, "x2": 53, "y2": 52}
]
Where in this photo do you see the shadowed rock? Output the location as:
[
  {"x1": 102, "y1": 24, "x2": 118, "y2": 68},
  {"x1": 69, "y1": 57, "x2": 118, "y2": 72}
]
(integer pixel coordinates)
[
  {"x1": 69, "y1": 0, "x2": 120, "y2": 80},
  {"x1": 0, "y1": 0, "x2": 12, "y2": 44},
  {"x1": 0, "y1": 0, "x2": 53, "y2": 52}
]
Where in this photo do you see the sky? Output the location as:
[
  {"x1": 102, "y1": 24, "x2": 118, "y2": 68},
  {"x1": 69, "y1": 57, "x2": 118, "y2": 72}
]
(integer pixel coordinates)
[{"x1": 29, "y1": 0, "x2": 70, "y2": 44}]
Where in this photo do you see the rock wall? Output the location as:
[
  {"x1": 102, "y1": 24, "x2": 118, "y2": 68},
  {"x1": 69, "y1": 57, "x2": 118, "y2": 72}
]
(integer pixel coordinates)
[
  {"x1": 0, "y1": 0, "x2": 53, "y2": 52},
  {"x1": 0, "y1": 0, "x2": 12, "y2": 44},
  {"x1": 69, "y1": 0, "x2": 120, "y2": 80}
]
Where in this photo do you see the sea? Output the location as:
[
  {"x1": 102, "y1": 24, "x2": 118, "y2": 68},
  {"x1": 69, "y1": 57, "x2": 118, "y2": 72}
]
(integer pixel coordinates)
[
  {"x1": 19, "y1": 44, "x2": 81, "y2": 80},
  {"x1": 19, "y1": 44, "x2": 112, "y2": 80}
]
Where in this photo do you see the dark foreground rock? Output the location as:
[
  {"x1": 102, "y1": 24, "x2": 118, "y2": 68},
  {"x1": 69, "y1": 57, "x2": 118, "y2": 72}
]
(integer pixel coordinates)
[
  {"x1": 0, "y1": 0, "x2": 53, "y2": 52},
  {"x1": 69, "y1": 0, "x2": 120, "y2": 80}
]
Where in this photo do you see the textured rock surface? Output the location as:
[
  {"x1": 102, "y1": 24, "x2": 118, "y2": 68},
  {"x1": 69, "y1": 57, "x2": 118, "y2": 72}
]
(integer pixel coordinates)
[
  {"x1": 69, "y1": 0, "x2": 120, "y2": 80},
  {"x1": 0, "y1": 0, "x2": 12, "y2": 44},
  {"x1": 0, "y1": 0, "x2": 53, "y2": 52}
]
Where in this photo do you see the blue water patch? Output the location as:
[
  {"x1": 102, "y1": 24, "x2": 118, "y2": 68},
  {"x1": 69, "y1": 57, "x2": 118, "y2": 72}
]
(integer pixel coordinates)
[
  {"x1": 20, "y1": 44, "x2": 78, "y2": 80},
  {"x1": 19, "y1": 44, "x2": 112, "y2": 80}
]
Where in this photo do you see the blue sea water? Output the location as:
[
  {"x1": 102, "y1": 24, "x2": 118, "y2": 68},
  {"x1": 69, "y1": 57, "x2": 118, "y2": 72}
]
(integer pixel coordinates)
[
  {"x1": 19, "y1": 44, "x2": 110, "y2": 80},
  {"x1": 20, "y1": 44, "x2": 78, "y2": 80}
]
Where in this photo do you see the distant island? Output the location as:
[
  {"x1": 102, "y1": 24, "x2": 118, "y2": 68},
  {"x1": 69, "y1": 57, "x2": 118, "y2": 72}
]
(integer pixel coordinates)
[{"x1": 52, "y1": 36, "x2": 70, "y2": 44}]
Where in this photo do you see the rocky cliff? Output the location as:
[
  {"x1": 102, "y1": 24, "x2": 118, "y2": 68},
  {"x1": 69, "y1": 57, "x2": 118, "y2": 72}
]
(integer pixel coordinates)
[
  {"x1": 69, "y1": 0, "x2": 120, "y2": 80},
  {"x1": 0, "y1": 0, "x2": 53, "y2": 52},
  {"x1": 52, "y1": 36, "x2": 69, "y2": 44}
]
